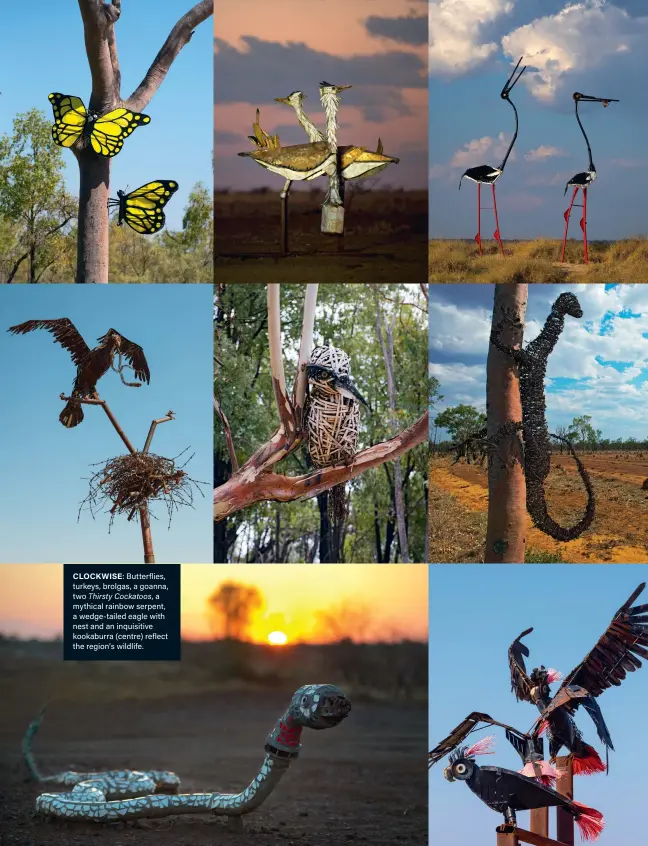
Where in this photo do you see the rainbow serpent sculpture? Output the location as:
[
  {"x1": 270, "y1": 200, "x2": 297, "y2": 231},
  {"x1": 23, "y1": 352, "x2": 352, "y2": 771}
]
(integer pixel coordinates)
[{"x1": 23, "y1": 684, "x2": 350, "y2": 823}]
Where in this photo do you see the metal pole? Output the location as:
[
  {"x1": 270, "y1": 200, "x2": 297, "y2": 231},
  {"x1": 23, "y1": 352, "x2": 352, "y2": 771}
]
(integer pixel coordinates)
[
  {"x1": 530, "y1": 738, "x2": 549, "y2": 837},
  {"x1": 280, "y1": 179, "x2": 291, "y2": 254},
  {"x1": 143, "y1": 412, "x2": 174, "y2": 455}
]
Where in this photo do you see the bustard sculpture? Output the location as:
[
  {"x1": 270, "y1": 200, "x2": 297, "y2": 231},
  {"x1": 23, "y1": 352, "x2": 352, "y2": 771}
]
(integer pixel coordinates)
[
  {"x1": 275, "y1": 90, "x2": 399, "y2": 182},
  {"x1": 560, "y1": 92, "x2": 619, "y2": 265},
  {"x1": 459, "y1": 57, "x2": 526, "y2": 256}
]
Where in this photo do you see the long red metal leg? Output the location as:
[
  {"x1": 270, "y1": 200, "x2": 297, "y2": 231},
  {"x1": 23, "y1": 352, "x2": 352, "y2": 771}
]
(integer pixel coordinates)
[
  {"x1": 561, "y1": 186, "x2": 579, "y2": 263},
  {"x1": 580, "y1": 187, "x2": 588, "y2": 264},
  {"x1": 475, "y1": 182, "x2": 482, "y2": 255},
  {"x1": 492, "y1": 183, "x2": 504, "y2": 256}
]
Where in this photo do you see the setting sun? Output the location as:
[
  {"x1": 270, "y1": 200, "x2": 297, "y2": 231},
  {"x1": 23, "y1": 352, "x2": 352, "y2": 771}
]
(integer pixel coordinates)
[{"x1": 267, "y1": 630, "x2": 288, "y2": 646}]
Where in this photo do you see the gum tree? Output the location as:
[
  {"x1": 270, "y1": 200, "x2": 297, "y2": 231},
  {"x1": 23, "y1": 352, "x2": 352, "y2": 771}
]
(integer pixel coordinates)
[{"x1": 72, "y1": 0, "x2": 212, "y2": 283}]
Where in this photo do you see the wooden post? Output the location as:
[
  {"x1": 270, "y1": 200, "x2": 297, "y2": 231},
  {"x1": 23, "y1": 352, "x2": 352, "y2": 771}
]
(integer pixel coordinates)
[
  {"x1": 484, "y1": 283, "x2": 528, "y2": 563},
  {"x1": 530, "y1": 739, "x2": 549, "y2": 837},
  {"x1": 139, "y1": 503, "x2": 155, "y2": 564},
  {"x1": 555, "y1": 756, "x2": 574, "y2": 846},
  {"x1": 497, "y1": 829, "x2": 518, "y2": 846}
]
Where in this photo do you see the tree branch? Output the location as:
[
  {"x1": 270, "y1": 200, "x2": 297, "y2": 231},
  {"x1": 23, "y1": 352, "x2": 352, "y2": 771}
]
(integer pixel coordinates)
[
  {"x1": 124, "y1": 0, "x2": 213, "y2": 111},
  {"x1": 292, "y1": 283, "x2": 318, "y2": 428},
  {"x1": 77, "y1": 0, "x2": 119, "y2": 112},
  {"x1": 214, "y1": 413, "x2": 428, "y2": 522},
  {"x1": 267, "y1": 283, "x2": 294, "y2": 437}
]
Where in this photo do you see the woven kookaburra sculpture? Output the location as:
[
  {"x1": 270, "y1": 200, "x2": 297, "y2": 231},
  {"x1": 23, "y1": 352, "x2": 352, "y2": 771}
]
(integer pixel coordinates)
[{"x1": 305, "y1": 345, "x2": 368, "y2": 522}]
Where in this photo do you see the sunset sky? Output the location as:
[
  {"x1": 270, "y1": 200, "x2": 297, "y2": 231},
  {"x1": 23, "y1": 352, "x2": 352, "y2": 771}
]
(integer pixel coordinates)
[
  {"x1": 0, "y1": 564, "x2": 428, "y2": 643},
  {"x1": 214, "y1": 0, "x2": 428, "y2": 191}
]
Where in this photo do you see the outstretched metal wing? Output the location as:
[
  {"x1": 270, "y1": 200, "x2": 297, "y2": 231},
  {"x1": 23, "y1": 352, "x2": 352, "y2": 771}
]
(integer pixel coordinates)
[
  {"x1": 509, "y1": 627, "x2": 535, "y2": 703},
  {"x1": 548, "y1": 583, "x2": 648, "y2": 749},
  {"x1": 99, "y1": 329, "x2": 150, "y2": 384},
  {"x1": 7, "y1": 318, "x2": 90, "y2": 366},
  {"x1": 429, "y1": 711, "x2": 528, "y2": 768}
]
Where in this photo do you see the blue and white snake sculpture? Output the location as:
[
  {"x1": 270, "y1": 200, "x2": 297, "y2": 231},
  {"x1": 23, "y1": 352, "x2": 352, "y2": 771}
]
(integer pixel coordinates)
[{"x1": 23, "y1": 684, "x2": 350, "y2": 823}]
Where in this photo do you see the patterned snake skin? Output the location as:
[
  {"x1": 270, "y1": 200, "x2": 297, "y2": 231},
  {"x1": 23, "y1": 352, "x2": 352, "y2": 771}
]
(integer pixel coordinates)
[
  {"x1": 490, "y1": 292, "x2": 596, "y2": 541},
  {"x1": 24, "y1": 684, "x2": 350, "y2": 822}
]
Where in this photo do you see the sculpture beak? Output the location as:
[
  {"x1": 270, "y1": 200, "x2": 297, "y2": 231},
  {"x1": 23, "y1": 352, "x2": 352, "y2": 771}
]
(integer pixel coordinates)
[
  {"x1": 274, "y1": 97, "x2": 290, "y2": 104},
  {"x1": 575, "y1": 93, "x2": 620, "y2": 105}
]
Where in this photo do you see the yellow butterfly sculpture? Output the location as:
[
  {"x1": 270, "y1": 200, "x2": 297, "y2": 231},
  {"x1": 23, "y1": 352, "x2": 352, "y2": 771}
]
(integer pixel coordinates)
[
  {"x1": 108, "y1": 181, "x2": 179, "y2": 235},
  {"x1": 48, "y1": 93, "x2": 150, "y2": 158}
]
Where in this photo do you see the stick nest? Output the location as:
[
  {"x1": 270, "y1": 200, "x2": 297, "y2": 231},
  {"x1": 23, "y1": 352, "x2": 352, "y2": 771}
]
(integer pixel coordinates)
[{"x1": 79, "y1": 449, "x2": 206, "y2": 530}]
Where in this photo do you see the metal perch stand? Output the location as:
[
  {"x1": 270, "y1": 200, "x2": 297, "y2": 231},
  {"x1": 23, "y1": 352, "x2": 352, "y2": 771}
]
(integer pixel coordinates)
[{"x1": 61, "y1": 393, "x2": 175, "y2": 563}]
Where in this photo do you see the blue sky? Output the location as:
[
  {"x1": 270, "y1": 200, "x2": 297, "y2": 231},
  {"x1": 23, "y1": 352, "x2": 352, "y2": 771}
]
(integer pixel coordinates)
[
  {"x1": 429, "y1": 564, "x2": 648, "y2": 845},
  {"x1": 0, "y1": 1, "x2": 212, "y2": 231},
  {"x1": 430, "y1": 1, "x2": 648, "y2": 239},
  {"x1": 430, "y1": 283, "x2": 648, "y2": 441},
  {"x1": 0, "y1": 285, "x2": 213, "y2": 563}
]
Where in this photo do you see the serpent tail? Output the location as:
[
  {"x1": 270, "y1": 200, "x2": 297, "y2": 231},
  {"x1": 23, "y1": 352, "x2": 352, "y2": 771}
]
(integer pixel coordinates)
[{"x1": 527, "y1": 434, "x2": 596, "y2": 542}]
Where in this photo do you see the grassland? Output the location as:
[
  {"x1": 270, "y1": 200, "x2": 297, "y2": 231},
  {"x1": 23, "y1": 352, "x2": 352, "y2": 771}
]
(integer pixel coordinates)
[{"x1": 429, "y1": 238, "x2": 648, "y2": 283}]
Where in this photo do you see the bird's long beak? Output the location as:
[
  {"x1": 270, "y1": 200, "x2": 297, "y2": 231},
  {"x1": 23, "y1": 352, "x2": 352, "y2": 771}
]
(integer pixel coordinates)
[
  {"x1": 274, "y1": 97, "x2": 290, "y2": 104},
  {"x1": 575, "y1": 93, "x2": 620, "y2": 105},
  {"x1": 501, "y1": 56, "x2": 526, "y2": 98}
]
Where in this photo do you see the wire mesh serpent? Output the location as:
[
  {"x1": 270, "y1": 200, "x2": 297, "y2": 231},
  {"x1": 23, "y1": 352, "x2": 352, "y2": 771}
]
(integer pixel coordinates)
[{"x1": 23, "y1": 684, "x2": 350, "y2": 823}]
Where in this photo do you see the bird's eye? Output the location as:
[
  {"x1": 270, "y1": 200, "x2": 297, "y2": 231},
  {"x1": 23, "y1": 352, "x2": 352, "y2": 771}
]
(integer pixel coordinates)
[{"x1": 455, "y1": 763, "x2": 467, "y2": 775}]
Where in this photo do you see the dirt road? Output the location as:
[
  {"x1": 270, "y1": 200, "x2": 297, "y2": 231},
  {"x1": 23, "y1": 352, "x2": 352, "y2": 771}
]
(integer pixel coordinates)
[{"x1": 0, "y1": 659, "x2": 426, "y2": 845}]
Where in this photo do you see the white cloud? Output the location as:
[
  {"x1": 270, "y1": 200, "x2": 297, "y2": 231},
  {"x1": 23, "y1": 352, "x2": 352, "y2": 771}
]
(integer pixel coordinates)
[
  {"x1": 429, "y1": 0, "x2": 514, "y2": 74},
  {"x1": 525, "y1": 145, "x2": 566, "y2": 162},
  {"x1": 501, "y1": 1, "x2": 645, "y2": 102},
  {"x1": 450, "y1": 132, "x2": 514, "y2": 168}
]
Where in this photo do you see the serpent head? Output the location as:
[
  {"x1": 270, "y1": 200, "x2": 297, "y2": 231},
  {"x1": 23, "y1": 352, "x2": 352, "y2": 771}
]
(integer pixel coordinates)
[
  {"x1": 554, "y1": 292, "x2": 583, "y2": 319},
  {"x1": 290, "y1": 683, "x2": 351, "y2": 729}
]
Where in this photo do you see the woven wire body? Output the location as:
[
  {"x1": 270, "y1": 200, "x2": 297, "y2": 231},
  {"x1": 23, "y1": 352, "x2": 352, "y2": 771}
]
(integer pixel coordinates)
[
  {"x1": 305, "y1": 346, "x2": 360, "y2": 468},
  {"x1": 490, "y1": 293, "x2": 595, "y2": 541},
  {"x1": 306, "y1": 380, "x2": 360, "y2": 468}
]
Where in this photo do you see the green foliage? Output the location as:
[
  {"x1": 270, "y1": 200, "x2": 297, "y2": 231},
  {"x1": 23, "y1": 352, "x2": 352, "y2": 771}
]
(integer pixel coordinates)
[
  {"x1": 0, "y1": 109, "x2": 75, "y2": 282},
  {"x1": 434, "y1": 404, "x2": 486, "y2": 442},
  {"x1": 567, "y1": 415, "x2": 601, "y2": 449},
  {"x1": 214, "y1": 284, "x2": 428, "y2": 563},
  {"x1": 525, "y1": 547, "x2": 564, "y2": 563}
]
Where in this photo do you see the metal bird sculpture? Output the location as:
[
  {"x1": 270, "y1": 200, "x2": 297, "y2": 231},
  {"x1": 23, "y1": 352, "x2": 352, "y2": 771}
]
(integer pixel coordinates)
[
  {"x1": 509, "y1": 583, "x2": 648, "y2": 776},
  {"x1": 8, "y1": 319, "x2": 150, "y2": 428},
  {"x1": 440, "y1": 738, "x2": 604, "y2": 841},
  {"x1": 561, "y1": 92, "x2": 619, "y2": 264},
  {"x1": 459, "y1": 57, "x2": 526, "y2": 255}
]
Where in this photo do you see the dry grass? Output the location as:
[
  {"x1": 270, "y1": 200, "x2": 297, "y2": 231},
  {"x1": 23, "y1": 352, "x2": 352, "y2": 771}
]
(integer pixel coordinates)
[
  {"x1": 429, "y1": 237, "x2": 648, "y2": 283},
  {"x1": 428, "y1": 482, "x2": 486, "y2": 563}
]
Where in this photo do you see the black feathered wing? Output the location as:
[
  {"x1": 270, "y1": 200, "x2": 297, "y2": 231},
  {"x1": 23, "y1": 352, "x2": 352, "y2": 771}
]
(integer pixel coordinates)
[{"x1": 509, "y1": 627, "x2": 535, "y2": 702}]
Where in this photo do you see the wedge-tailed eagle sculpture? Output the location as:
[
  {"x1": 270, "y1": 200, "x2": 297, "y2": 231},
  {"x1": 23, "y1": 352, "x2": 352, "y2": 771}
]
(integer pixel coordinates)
[{"x1": 8, "y1": 319, "x2": 150, "y2": 428}]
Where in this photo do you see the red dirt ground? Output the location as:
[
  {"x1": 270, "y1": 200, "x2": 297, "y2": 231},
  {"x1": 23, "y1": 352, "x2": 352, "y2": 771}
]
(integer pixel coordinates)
[
  {"x1": 0, "y1": 645, "x2": 427, "y2": 846},
  {"x1": 429, "y1": 452, "x2": 648, "y2": 563}
]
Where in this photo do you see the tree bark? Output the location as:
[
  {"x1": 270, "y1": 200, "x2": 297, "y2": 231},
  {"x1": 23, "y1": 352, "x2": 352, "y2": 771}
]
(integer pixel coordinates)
[
  {"x1": 76, "y1": 150, "x2": 110, "y2": 283},
  {"x1": 484, "y1": 283, "x2": 528, "y2": 563},
  {"x1": 214, "y1": 413, "x2": 427, "y2": 521}
]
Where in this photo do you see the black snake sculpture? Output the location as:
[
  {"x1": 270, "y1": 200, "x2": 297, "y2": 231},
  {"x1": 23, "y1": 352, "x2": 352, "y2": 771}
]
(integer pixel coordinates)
[
  {"x1": 455, "y1": 293, "x2": 595, "y2": 542},
  {"x1": 23, "y1": 684, "x2": 350, "y2": 823}
]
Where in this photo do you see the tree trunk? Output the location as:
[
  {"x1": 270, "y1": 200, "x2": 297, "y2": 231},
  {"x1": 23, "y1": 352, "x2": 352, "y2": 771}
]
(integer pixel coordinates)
[
  {"x1": 376, "y1": 308, "x2": 410, "y2": 562},
  {"x1": 484, "y1": 283, "x2": 528, "y2": 563},
  {"x1": 317, "y1": 492, "x2": 331, "y2": 563},
  {"x1": 76, "y1": 149, "x2": 110, "y2": 283}
]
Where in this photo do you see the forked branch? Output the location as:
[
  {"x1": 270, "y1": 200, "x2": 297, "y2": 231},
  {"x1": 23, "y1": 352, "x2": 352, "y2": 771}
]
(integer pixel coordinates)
[{"x1": 214, "y1": 284, "x2": 427, "y2": 523}]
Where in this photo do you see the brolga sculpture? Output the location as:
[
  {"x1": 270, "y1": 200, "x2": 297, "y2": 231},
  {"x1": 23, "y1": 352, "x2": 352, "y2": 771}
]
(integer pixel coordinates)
[
  {"x1": 459, "y1": 57, "x2": 526, "y2": 256},
  {"x1": 561, "y1": 92, "x2": 619, "y2": 265}
]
